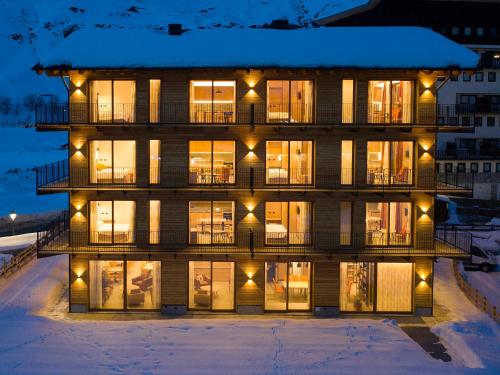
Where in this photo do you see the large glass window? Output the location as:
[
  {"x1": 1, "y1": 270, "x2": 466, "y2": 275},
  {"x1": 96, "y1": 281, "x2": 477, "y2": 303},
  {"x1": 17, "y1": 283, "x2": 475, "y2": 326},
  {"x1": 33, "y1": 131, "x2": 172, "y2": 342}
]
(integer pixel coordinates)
[
  {"x1": 189, "y1": 141, "x2": 235, "y2": 184},
  {"x1": 368, "y1": 80, "x2": 413, "y2": 124},
  {"x1": 342, "y1": 79, "x2": 354, "y2": 124},
  {"x1": 265, "y1": 202, "x2": 312, "y2": 245},
  {"x1": 149, "y1": 79, "x2": 161, "y2": 123},
  {"x1": 149, "y1": 140, "x2": 161, "y2": 185},
  {"x1": 188, "y1": 261, "x2": 234, "y2": 310},
  {"x1": 189, "y1": 201, "x2": 234, "y2": 244},
  {"x1": 89, "y1": 260, "x2": 124, "y2": 310},
  {"x1": 90, "y1": 80, "x2": 136, "y2": 123},
  {"x1": 366, "y1": 202, "x2": 412, "y2": 246},
  {"x1": 126, "y1": 261, "x2": 161, "y2": 310},
  {"x1": 340, "y1": 262, "x2": 375, "y2": 312},
  {"x1": 265, "y1": 262, "x2": 310, "y2": 311},
  {"x1": 190, "y1": 80, "x2": 236, "y2": 123},
  {"x1": 90, "y1": 140, "x2": 136, "y2": 184},
  {"x1": 149, "y1": 200, "x2": 160, "y2": 245},
  {"x1": 376, "y1": 263, "x2": 413, "y2": 312},
  {"x1": 341, "y1": 140, "x2": 353, "y2": 185},
  {"x1": 267, "y1": 80, "x2": 313, "y2": 123},
  {"x1": 89, "y1": 201, "x2": 135, "y2": 244},
  {"x1": 266, "y1": 141, "x2": 313, "y2": 185},
  {"x1": 367, "y1": 141, "x2": 413, "y2": 185},
  {"x1": 89, "y1": 260, "x2": 160, "y2": 310}
]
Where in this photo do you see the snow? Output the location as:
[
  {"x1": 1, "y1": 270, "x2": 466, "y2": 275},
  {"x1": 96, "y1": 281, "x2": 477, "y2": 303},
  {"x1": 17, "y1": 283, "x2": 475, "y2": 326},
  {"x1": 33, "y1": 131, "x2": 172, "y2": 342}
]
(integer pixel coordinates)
[
  {"x1": 458, "y1": 262, "x2": 500, "y2": 311},
  {"x1": 431, "y1": 259, "x2": 500, "y2": 371},
  {"x1": 0, "y1": 232, "x2": 37, "y2": 252},
  {"x1": 312, "y1": 0, "x2": 370, "y2": 20},
  {"x1": 37, "y1": 27, "x2": 478, "y2": 70},
  {"x1": 0, "y1": 256, "x2": 497, "y2": 374},
  {"x1": 0, "y1": 126, "x2": 67, "y2": 216}
]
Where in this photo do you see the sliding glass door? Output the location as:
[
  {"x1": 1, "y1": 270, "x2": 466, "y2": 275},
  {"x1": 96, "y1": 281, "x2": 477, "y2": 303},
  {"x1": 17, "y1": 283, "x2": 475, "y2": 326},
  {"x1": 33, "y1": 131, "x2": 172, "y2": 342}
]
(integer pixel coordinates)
[{"x1": 265, "y1": 262, "x2": 311, "y2": 311}]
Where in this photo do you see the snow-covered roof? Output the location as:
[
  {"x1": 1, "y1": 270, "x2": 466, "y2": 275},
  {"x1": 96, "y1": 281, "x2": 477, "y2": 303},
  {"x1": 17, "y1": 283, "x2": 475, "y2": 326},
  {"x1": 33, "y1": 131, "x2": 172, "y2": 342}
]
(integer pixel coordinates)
[{"x1": 36, "y1": 27, "x2": 479, "y2": 70}]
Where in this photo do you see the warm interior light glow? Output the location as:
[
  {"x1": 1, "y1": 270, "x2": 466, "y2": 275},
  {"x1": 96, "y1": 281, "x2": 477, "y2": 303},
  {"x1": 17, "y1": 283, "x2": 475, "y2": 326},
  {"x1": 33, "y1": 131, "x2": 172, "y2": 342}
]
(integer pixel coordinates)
[{"x1": 74, "y1": 150, "x2": 83, "y2": 158}]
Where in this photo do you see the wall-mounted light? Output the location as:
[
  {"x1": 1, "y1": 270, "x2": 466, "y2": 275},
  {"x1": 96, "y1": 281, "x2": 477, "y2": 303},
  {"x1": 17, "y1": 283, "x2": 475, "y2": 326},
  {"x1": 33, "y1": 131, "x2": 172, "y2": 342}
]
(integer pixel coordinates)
[
  {"x1": 246, "y1": 271, "x2": 255, "y2": 285},
  {"x1": 245, "y1": 202, "x2": 255, "y2": 213},
  {"x1": 417, "y1": 204, "x2": 431, "y2": 221}
]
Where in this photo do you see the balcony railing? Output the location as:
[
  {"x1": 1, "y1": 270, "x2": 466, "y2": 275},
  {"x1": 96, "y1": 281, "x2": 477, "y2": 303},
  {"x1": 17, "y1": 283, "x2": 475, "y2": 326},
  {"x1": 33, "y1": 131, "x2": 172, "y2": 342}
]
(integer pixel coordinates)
[
  {"x1": 436, "y1": 149, "x2": 500, "y2": 160},
  {"x1": 35, "y1": 162, "x2": 473, "y2": 192},
  {"x1": 35, "y1": 102, "x2": 466, "y2": 127},
  {"x1": 37, "y1": 229, "x2": 471, "y2": 258},
  {"x1": 437, "y1": 104, "x2": 500, "y2": 126}
]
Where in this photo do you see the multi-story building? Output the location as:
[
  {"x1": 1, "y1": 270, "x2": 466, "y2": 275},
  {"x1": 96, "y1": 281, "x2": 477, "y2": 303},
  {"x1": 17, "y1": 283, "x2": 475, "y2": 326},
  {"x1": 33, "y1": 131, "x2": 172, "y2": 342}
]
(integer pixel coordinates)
[
  {"x1": 315, "y1": 0, "x2": 500, "y2": 201},
  {"x1": 34, "y1": 27, "x2": 475, "y2": 315}
]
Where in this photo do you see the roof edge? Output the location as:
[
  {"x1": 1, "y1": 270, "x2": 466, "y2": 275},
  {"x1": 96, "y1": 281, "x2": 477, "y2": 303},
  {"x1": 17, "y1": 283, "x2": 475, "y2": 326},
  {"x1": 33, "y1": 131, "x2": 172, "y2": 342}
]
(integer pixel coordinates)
[{"x1": 314, "y1": 0, "x2": 381, "y2": 26}]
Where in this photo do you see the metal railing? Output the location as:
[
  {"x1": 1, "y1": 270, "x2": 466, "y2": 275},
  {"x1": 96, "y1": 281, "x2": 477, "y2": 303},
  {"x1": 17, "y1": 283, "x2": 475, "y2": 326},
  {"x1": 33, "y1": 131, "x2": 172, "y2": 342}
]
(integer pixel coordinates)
[
  {"x1": 35, "y1": 102, "x2": 474, "y2": 127},
  {"x1": 37, "y1": 229, "x2": 471, "y2": 258},
  {"x1": 35, "y1": 162, "x2": 473, "y2": 192},
  {"x1": 436, "y1": 149, "x2": 500, "y2": 160},
  {"x1": 437, "y1": 104, "x2": 500, "y2": 126}
]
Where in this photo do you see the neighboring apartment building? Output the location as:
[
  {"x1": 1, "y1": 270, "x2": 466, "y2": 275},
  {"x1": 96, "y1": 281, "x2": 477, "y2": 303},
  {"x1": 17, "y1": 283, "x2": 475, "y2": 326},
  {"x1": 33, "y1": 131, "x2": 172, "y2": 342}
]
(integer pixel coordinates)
[
  {"x1": 316, "y1": 0, "x2": 500, "y2": 200},
  {"x1": 34, "y1": 27, "x2": 475, "y2": 315}
]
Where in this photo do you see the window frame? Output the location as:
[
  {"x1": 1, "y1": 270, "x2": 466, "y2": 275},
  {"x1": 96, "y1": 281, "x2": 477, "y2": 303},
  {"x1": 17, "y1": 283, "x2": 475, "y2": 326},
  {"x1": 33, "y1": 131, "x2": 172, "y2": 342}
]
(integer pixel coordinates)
[
  {"x1": 265, "y1": 140, "x2": 315, "y2": 186},
  {"x1": 187, "y1": 261, "x2": 236, "y2": 311},
  {"x1": 88, "y1": 139, "x2": 137, "y2": 185},
  {"x1": 366, "y1": 140, "x2": 415, "y2": 186},
  {"x1": 148, "y1": 79, "x2": 161, "y2": 123},
  {"x1": 367, "y1": 80, "x2": 415, "y2": 124},
  {"x1": 484, "y1": 162, "x2": 492, "y2": 173},
  {"x1": 341, "y1": 139, "x2": 355, "y2": 185},
  {"x1": 488, "y1": 72, "x2": 497, "y2": 82},
  {"x1": 148, "y1": 139, "x2": 161, "y2": 185},
  {"x1": 189, "y1": 80, "x2": 237, "y2": 124},
  {"x1": 188, "y1": 140, "x2": 237, "y2": 186},
  {"x1": 188, "y1": 200, "x2": 236, "y2": 245},
  {"x1": 264, "y1": 201, "x2": 313, "y2": 246},
  {"x1": 88, "y1": 259, "x2": 161, "y2": 311},
  {"x1": 365, "y1": 201, "x2": 414, "y2": 247},
  {"x1": 266, "y1": 79, "x2": 315, "y2": 124},
  {"x1": 88, "y1": 79, "x2": 136, "y2": 124},
  {"x1": 88, "y1": 200, "x2": 136, "y2": 245}
]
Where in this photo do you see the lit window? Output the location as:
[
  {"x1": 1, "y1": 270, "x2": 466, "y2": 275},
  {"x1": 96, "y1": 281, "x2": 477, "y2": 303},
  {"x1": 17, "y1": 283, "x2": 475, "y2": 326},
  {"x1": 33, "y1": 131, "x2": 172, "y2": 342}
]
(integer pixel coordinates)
[
  {"x1": 368, "y1": 81, "x2": 413, "y2": 124},
  {"x1": 90, "y1": 80, "x2": 136, "y2": 123},
  {"x1": 149, "y1": 200, "x2": 160, "y2": 245},
  {"x1": 189, "y1": 201, "x2": 234, "y2": 244},
  {"x1": 189, "y1": 140, "x2": 235, "y2": 185},
  {"x1": 265, "y1": 262, "x2": 310, "y2": 311},
  {"x1": 341, "y1": 140, "x2": 353, "y2": 185},
  {"x1": 188, "y1": 261, "x2": 234, "y2": 310},
  {"x1": 265, "y1": 201, "x2": 312, "y2": 245},
  {"x1": 266, "y1": 141, "x2": 313, "y2": 185},
  {"x1": 267, "y1": 80, "x2": 313, "y2": 123},
  {"x1": 190, "y1": 80, "x2": 236, "y2": 123},
  {"x1": 90, "y1": 140, "x2": 136, "y2": 184},
  {"x1": 89, "y1": 201, "x2": 135, "y2": 244},
  {"x1": 149, "y1": 79, "x2": 161, "y2": 123},
  {"x1": 367, "y1": 141, "x2": 413, "y2": 185},
  {"x1": 366, "y1": 202, "x2": 412, "y2": 246},
  {"x1": 342, "y1": 79, "x2": 354, "y2": 124},
  {"x1": 149, "y1": 140, "x2": 161, "y2": 184}
]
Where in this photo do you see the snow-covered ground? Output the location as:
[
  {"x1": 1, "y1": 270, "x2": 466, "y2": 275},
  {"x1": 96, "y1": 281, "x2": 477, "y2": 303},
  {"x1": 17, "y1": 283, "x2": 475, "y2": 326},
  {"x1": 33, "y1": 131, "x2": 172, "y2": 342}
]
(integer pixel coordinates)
[
  {"x1": 457, "y1": 262, "x2": 500, "y2": 312},
  {"x1": 432, "y1": 259, "x2": 500, "y2": 371},
  {"x1": 0, "y1": 126, "x2": 67, "y2": 216},
  {"x1": 0, "y1": 232, "x2": 37, "y2": 252},
  {"x1": 0, "y1": 256, "x2": 498, "y2": 374}
]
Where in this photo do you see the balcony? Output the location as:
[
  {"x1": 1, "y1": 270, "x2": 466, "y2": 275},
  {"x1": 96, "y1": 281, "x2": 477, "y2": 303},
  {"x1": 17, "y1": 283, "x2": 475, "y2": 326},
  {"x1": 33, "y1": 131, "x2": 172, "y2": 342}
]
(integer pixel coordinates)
[
  {"x1": 35, "y1": 162, "x2": 473, "y2": 194},
  {"x1": 436, "y1": 149, "x2": 500, "y2": 160},
  {"x1": 36, "y1": 102, "x2": 458, "y2": 129},
  {"x1": 37, "y1": 229, "x2": 471, "y2": 258},
  {"x1": 437, "y1": 104, "x2": 500, "y2": 130}
]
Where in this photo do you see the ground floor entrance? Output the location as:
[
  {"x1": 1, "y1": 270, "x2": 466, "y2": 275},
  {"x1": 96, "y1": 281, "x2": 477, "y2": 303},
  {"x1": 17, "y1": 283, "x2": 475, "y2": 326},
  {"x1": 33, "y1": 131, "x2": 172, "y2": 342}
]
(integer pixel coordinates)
[{"x1": 69, "y1": 256, "x2": 433, "y2": 316}]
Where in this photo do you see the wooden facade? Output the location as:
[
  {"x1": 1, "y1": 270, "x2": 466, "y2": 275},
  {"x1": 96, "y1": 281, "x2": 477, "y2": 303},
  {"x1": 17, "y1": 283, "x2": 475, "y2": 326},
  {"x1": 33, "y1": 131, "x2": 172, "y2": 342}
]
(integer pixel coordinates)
[{"x1": 45, "y1": 67, "x2": 443, "y2": 315}]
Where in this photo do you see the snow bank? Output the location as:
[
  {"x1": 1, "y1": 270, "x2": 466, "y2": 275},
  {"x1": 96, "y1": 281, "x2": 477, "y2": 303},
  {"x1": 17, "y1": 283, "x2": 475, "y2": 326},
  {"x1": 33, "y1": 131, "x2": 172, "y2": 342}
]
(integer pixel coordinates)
[
  {"x1": 0, "y1": 232, "x2": 37, "y2": 252},
  {"x1": 37, "y1": 27, "x2": 478, "y2": 70}
]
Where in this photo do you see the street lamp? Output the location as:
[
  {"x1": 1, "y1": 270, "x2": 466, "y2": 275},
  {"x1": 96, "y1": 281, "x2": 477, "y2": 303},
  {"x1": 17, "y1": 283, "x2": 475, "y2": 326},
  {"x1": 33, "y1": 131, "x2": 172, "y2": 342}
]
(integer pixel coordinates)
[{"x1": 9, "y1": 211, "x2": 16, "y2": 236}]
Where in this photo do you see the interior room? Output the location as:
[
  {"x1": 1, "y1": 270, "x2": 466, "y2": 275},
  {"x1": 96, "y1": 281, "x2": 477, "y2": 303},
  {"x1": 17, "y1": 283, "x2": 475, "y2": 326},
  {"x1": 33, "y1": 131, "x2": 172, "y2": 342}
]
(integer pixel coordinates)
[
  {"x1": 90, "y1": 140, "x2": 136, "y2": 184},
  {"x1": 188, "y1": 261, "x2": 234, "y2": 310},
  {"x1": 126, "y1": 261, "x2": 161, "y2": 310},
  {"x1": 366, "y1": 202, "x2": 412, "y2": 245},
  {"x1": 189, "y1": 141, "x2": 235, "y2": 184},
  {"x1": 340, "y1": 262, "x2": 375, "y2": 312},
  {"x1": 89, "y1": 201, "x2": 136, "y2": 244},
  {"x1": 265, "y1": 262, "x2": 310, "y2": 311},
  {"x1": 266, "y1": 141, "x2": 313, "y2": 185},
  {"x1": 267, "y1": 80, "x2": 313, "y2": 123},
  {"x1": 89, "y1": 260, "x2": 124, "y2": 309},
  {"x1": 368, "y1": 80, "x2": 413, "y2": 124},
  {"x1": 367, "y1": 141, "x2": 413, "y2": 185},
  {"x1": 189, "y1": 80, "x2": 236, "y2": 123},
  {"x1": 189, "y1": 201, "x2": 234, "y2": 244},
  {"x1": 265, "y1": 202, "x2": 311, "y2": 245},
  {"x1": 90, "y1": 80, "x2": 136, "y2": 123}
]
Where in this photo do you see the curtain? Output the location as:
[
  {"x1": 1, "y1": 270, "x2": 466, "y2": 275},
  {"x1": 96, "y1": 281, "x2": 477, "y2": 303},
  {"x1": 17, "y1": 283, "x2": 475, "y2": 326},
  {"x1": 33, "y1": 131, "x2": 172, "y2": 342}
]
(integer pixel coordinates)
[{"x1": 376, "y1": 263, "x2": 413, "y2": 312}]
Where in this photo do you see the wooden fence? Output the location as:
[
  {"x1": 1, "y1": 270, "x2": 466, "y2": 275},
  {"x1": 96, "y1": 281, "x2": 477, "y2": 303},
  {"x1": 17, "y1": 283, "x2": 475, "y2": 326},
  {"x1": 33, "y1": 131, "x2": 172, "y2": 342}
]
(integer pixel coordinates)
[
  {"x1": 453, "y1": 260, "x2": 499, "y2": 323},
  {"x1": 0, "y1": 243, "x2": 37, "y2": 279}
]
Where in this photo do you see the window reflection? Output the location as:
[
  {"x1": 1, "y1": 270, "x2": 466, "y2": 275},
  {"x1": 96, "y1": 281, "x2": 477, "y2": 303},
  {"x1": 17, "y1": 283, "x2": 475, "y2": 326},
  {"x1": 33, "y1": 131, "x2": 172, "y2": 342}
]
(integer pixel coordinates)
[
  {"x1": 188, "y1": 261, "x2": 234, "y2": 310},
  {"x1": 89, "y1": 260, "x2": 124, "y2": 309},
  {"x1": 90, "y1": 80, "x2": 136, "y2": 123},
  {"x1": 89, "y1": 201, "x2": 135, "y2": 244}
]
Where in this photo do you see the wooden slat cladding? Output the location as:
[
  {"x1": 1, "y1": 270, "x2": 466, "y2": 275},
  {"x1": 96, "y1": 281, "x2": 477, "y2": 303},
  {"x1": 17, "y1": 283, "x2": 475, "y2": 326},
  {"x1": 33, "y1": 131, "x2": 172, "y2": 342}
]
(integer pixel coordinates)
[
  {"x1": 162, "y1": 260, "x2": 187, "y2": 305},
  {"x1": 414, "y1": 258, "x2": 433, "y2": 309},
  {"x1": 236, "y1": 260, "x2": 264, "y2": 306},
  {"x1": 313, "y1": 261, "x2": 340, "y2": 308},
  {"x1": 70, "y1": 255, "x2": 88, "y2": 305}
]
